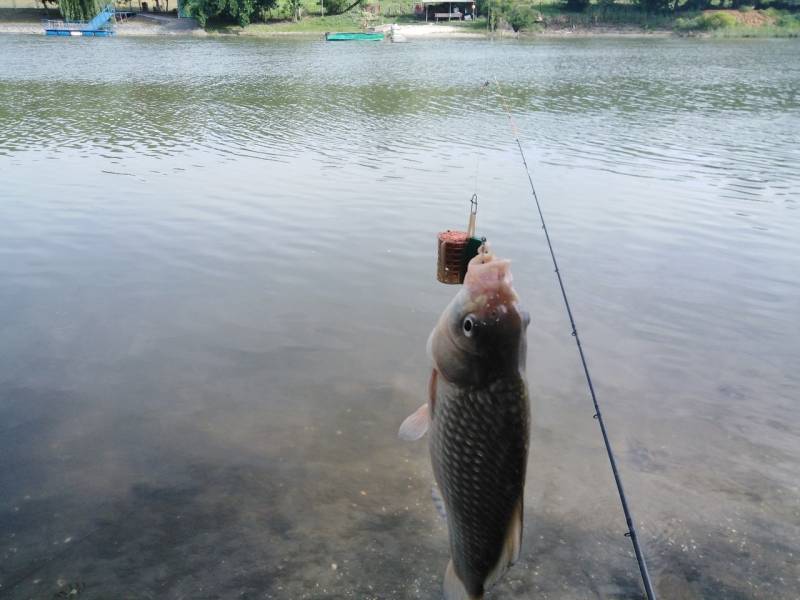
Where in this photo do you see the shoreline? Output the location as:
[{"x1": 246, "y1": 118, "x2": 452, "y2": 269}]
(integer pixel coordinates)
[
  {"x1": 0, "y1": 20, "x2": 675, "y2": 38},
  {"x1": 0, "y1": 11, "x2": 796, "y2": 39}
]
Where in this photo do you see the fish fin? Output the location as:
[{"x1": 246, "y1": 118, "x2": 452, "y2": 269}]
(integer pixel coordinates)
[
  {"x1": 398, "y1": 403, "x2": 430, "y2": 441},
  {"x1": 484, "y1": 497, "x2": 524, "y2": 591},
  {"x1": 428, "y1": 368, "x2": 438, "y2": 416},
  {"x1": 431, "y1": 485, "x2": 447, "y2": 521},
  {"x1": 398, "y1": 369, "x2": 437, "y2": 441},
  {"x1": 444, "y1": 559, "x2": 481, "y2": 600}
]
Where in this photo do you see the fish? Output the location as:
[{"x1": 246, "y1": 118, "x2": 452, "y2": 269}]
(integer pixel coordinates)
[{"x1": 399, "y1": 249, "x2": 530, "y2": 600}]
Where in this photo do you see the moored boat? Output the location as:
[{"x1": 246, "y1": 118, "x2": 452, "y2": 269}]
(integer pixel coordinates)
[{"x1": 325, "y1": 31, "x2": 384, "y2": 41}]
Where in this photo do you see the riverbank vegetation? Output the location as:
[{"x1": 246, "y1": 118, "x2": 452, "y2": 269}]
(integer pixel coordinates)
[
  {"x1": 186, "y1": 0, "x2": 367, "y2": 26},
  {"x1": 674, "y1": 6, "x2": 800, "y2": 35},
  {"x1": 0, "y1": 0, "x2": 797, "y2": 36},
  {"x1": 200, "y1": 0, "x2": 799, "y2": 37},
  {"x1": 198, "y1": 0, "x2": 800, "y2": 36},
  {"x1": 482, "y1": 0, "x2": 800, "y2": 34}
]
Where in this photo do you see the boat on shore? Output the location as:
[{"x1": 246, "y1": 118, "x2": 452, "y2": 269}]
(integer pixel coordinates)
[{"x1": 325, "y1": 31, "x2": 384, "y2": 41}]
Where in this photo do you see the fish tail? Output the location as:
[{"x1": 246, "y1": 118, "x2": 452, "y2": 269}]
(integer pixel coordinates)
[{"x1": 443, "y1": 560, "x2": 482, "y2": 600}]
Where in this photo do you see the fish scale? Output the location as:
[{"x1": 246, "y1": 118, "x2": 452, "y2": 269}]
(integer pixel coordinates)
[{"x1": 431, "y1": 376, "x2": 530, "y2": 598}]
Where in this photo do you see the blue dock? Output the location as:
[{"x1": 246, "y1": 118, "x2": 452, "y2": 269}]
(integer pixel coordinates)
[{"x1": 44, "y1": 3, "x2": 116, "y2": 37}]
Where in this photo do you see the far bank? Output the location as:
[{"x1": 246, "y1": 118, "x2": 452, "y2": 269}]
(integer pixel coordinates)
[{"x1": 0, "y1": 3, "x2": 798, "y2": 38}]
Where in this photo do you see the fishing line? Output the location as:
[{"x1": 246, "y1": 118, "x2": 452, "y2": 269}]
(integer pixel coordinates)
[
  {"x1": 490, "y1": 78, "x2": 658, "y2": 600},
  {"x1": 0, "y1": 498, "x2": 140, "y2": 594}
]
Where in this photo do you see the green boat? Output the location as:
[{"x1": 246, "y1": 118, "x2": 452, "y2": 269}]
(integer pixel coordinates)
[{"x1": 325, "y1": 32, "x2": 385, "y2": 41}]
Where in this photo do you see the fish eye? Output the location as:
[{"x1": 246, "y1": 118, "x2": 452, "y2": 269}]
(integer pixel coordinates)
[{"x1": 462, "y1": 315, "x2": 476, "y2": 337}]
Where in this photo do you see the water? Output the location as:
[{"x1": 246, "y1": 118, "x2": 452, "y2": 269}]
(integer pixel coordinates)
[{"x1": 0, "y1": 34, "x2": 798, "y2": 599}]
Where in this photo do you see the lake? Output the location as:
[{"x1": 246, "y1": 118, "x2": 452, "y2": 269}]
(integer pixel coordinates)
[{"x1": 0, "y1": 34, "x2": 798, "y2": 599}]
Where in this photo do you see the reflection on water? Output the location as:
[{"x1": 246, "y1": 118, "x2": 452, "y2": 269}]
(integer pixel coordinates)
[{"x1": 0, "y1": 35, "x2": 798, "y2": 599}]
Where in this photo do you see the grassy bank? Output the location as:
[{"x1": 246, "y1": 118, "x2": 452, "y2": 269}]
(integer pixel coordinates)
[
  {"x1": 207, "y1": 12, "x2": 363, "y2": 33},
  {"x1": 496, "y1": 3, "x2": 799, "y2": 36},
  {"x1": 675, "y1": 8, "x2": 800, "y2": 36}
]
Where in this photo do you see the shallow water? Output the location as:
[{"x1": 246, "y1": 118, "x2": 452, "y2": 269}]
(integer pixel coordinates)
[{"x1": 0, "y1": 34, "x2": 798, "y2": 599}]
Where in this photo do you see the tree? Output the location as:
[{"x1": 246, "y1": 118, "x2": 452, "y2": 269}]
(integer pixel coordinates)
[
  {"x1": 183, "y1": 0, "x2": 277, "y2": 25},
  {"x1": 564, "y1": 0, "x2": 590, "y2": 11},
  {"x1": 59, "y1": 0, "x2": 102, "y2": 20},
  {"x1": 285, "y1": 0, "x2": 301, "y2": 20},
  {"x1": 37, "y1": 0, "x2": 59, "y2": 14},
  {"x1": 506, "y1": 3, "x2": 537, "y2": 29},
  {"x1": 633, "y1": 0, "x2": 672, "y2": 10},
  {"x1": 320, "y1": 0, "x2": 364, "y2": 15}
]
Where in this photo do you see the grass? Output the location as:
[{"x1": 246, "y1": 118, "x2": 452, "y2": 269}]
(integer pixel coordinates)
[
  {"x1": 207, "y1": 13, "x2": 366, "y2": 34},
  {"x1": 448, "y1": 16, "x2": 490, "y2": 30},
  {"x1": 710, "y1": 22, "x2": 800, "y2": 36}
]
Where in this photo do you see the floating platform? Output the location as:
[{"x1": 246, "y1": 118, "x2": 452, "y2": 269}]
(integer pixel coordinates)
[
  {"x1": 325, "y1": 32, "x2": 384, "y2": 41},
  {"x1": 45, "y1": 28, "x2": 114, "y2": 36}
]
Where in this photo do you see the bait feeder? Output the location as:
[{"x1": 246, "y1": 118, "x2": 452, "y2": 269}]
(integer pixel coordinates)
[{"x1": 436, "y1": 194, "x2": 485, "y2": 285}]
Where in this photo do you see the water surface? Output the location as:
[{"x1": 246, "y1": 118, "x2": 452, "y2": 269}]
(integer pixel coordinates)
[{"x1": 0, "y1": 35, "x2": 799, "y2": 599}]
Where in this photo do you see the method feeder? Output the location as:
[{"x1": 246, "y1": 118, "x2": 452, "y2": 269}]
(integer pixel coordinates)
[{"x1": 436, "y1": 194, "x2": 485, "y2": 285}]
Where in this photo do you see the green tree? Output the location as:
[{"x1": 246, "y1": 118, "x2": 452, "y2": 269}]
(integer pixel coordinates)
[
  {"x1": 59, "y1": 0, "x2": 102, "y2": 20},
  {"x1": 319, "y1": 0, "x2": 364, "y2": 15},
  {"x1": 184, "y1": 0, "x2": 277, "y2": 26},
  {"x1": 506, "y1": 3, "x2": 537, "y2": 29},
  {"x1": 38, "y1": 0, "x2": 59, "y2": 15},
  {"x1": 564, "y1": 0, "x2": 590, "y2": 11},
  {"x1": 634, "y1": 0, "x2": 671, "y2": 11},
  {"x1": 286, "y1": 0, "x2": 302, "y2": 20}
]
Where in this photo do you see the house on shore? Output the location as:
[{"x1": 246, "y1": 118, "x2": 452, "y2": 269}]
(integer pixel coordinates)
[{"x1": 415, "y1": 0, "x2": 475, "y2": 22}]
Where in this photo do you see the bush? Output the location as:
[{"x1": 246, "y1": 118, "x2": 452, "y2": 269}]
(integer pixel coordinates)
[
  {"x1": 776, "y1": 12, "x2": 800, "y2": 26},
  {"x1": 704, "y1": 11, "x2": 737, "y2": 27},
  {"x1": 267, "y1": 0, "x2": 294, "y2": 19},
  {"x1": 675, "y1": 11, "x2": 737, "y2": 30},
  {"x1": 506, "y1": 3, "x2": 537, "y2": 30},
  {"x1": 674, "y1": 16, "x2": 697, "y2": 30}
]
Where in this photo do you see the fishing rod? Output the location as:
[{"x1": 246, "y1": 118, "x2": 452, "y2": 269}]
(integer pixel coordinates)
[{"x1": 490, "y1": 79, "x2": 658, "y2": 600}]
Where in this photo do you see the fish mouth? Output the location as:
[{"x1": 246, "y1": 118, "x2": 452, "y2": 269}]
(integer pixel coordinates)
[{"x1": 463, "y1": 250, "x2": 520, "y2": 317}]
